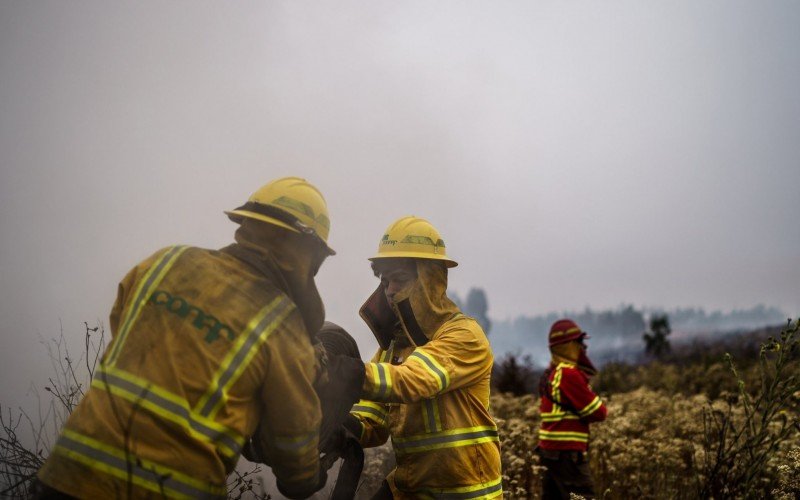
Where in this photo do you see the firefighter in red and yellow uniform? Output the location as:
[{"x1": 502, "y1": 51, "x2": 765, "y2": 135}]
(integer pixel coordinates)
[
  {"x1": 537, "y1": 319, "x2": 608, "y2": 500},
  {"x1": 346, "y1": 216, "x2": 503, "y2": 499},
  {"x1": 36, "y1": 177, "x2": 335, "y2": 499}
]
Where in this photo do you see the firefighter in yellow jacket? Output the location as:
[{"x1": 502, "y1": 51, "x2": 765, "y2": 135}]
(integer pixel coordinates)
[
  {"x1": 36, "y1": 177, "x2": 334, "y2": 499},
  {"x1": 346, "y1": 216, "x2": 503, "y2": 499}
]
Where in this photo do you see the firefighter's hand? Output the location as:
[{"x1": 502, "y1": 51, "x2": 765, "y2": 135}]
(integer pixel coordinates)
[
  {"x1": 319, "y1": 415, "x2": 360, "y2": 455},
  {"x1": 241, "y1": 424, "x2": 270, "y2": 465}
]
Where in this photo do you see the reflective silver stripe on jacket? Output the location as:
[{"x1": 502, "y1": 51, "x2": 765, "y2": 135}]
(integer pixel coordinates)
[
  {"x1": 197, "y1": 295, "x2": 294, "y2": 418},
  {"x1": 107, "y1": 245, "x2": 189, "y2": 366},
  {"x1": 392, "y1": 426, "x2": 499, "y2": 455},
  {"x1": 423, "y1": 476, "x2": 504, "y2": 499},
  {"x1": 54, "y1": 430, "x2": 225, "y2": 499},
  {"x1": 94, "y1": 367, "x2": 243, "y2": 458}
]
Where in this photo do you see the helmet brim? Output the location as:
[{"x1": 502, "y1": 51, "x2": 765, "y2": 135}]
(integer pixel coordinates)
[
  {"x1": 368, "y1": 252, "x2": 457, "y2": 268},
  {"x1": 548, "y1": 332, "x2": 589, "y2": 347},
  {"x1": 225, "y1": 209, "x2": 336, "y2": 255}
]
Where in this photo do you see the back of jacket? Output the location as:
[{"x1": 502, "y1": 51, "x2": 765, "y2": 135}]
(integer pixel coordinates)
[
  {"x1": 38, "y1": 245, "x2": 321, "y2": 499},
  {"x1": 352, "y1": 315, "x2": 503, "y2": 499}
]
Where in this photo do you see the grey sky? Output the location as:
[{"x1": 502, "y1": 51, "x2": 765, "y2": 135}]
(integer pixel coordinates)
[{"x1": 1, "y1": 1, "x2": 799, "y2": 408}]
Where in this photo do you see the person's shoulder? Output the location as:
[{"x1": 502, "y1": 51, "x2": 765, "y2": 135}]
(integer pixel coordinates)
[
  {"x1": 437, "y1": 314, "x2": 488, "y2": 345},
  {"x1": 440, "y1": 313, "x2": 477, "y2": 330},
  {"x1": 554, "y1": 362, "x2": 578, "y2": 374},
  {"x1": 556, "y1": 363, "x2": 588, "y2": 382},
  {"x1": 144, "y1": 244, "x2": 212, "y2": 264},
  {"x1": 128, "y1": 244, "x2": 193, "y2": 271}
]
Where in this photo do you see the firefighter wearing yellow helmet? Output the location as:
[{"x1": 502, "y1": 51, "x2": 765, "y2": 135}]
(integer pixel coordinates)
[
  {"x1": 346, "y1": 216, "x2": 503, "y2": 499},
  {"x1": 36, "y1": 177, "x2": 333, "y2": 499}
]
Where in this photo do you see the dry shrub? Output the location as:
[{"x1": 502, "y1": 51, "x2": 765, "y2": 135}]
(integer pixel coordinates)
[
  {"x1": 483, "y1": 387, "x2": 799, "y2": 499},
  {"x1": 591, "y1": 388, "x2": 707, "y2": 498},
  {"x1": 336, "y1": 321, "x2": 800, "y2": 498},
  {"x1": 492, "y1": 394, "x2": 541, "y2": 498},
  {"x1": 698, "y1": 321, "x2": 800, "y2": 498},
  {"x1": 1, "y1": 322, "x2": 105, "y2": 496},
  {"x1": 772, "y1": 446, "x2": 800, "y2": 499}
]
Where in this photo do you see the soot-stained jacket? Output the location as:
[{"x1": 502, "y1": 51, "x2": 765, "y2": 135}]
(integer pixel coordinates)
[
  {"x1": 37, "y1": 244, "x2": 323, "y2": 499},
  {"x1": 350, "y1": 260, "x2": 503, "y2": 499}
]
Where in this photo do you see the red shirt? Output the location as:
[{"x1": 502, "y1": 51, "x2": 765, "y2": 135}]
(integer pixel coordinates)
[{"x1": 538, "y1": 362, "x2": 607, "y2": 451}]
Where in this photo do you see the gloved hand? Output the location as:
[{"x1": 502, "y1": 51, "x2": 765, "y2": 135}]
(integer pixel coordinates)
[
  {"x1": 342, "y1": 413, "x2": 362, "y2": 440},
  {"x1": 320, "y1": 424, "x2": 347, "y2": 457},
  {"x1": 320, "y1": 415, "x2": 361, "y2": 456},
  {"x1": 241, "y1": 424, "x2": 270, "y2": 465}
]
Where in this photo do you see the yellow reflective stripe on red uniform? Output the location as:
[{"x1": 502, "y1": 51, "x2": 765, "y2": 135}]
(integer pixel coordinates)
[
  {"x1": 551, "y1": 366, "x2": 564, "y2": 404},
  {"x1": 422, "y1": 398, "x2": 442, "y2": 433},
  {"x1": 352, "y1": 400, "x2": 388, "y2": 425},
  {"x1": 538, "y1": 429, "x2": 589, "y2": 442},
  {"x1": 92, "y1": 366, "x2": 244, "y2": 458},
  {"x1": 579, "y1": 395, "x2": 603, "y2": 417},
  {"x1": 197, "y1": 295, "x2": 294, "y2": 418},
  {"x1": 107, "y1": 245, "x2": 189, "y2": 366},
  {"x1": 408, "y1": 350, "x2": 450, "y2": 393},
  {"x1": 367, "y1": 362, "x2": 393, "y2": 400},
  {"x1": 392, "y1": 426, "x2": 499, "y2": 455},
  {"x1": 53, "y1": 429, "x2": 226, "y2": 499},
  {"x1": 540, "y1": 411, "x2": 580, "y2": 422},
  {"x1": 418, "y1": 476, "x2": 504, "y2": 499}
]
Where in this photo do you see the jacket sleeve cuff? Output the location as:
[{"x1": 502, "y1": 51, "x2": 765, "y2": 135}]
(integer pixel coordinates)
[{"x1": 277, "y1": 467, "x2": 326, "y2": 499}]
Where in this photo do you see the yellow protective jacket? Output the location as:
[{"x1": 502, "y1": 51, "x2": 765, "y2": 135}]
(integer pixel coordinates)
[
  {"x1": 38, "y1": 243, "x2": 322, "y2": 499},
  {"x1": 352, "y1": 261, "x2": 502, "y2": 499}
]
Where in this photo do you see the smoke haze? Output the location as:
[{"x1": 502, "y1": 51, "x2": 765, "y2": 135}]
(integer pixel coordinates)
[{"x1": 1, "y1": 1, "x2": 799, "y2": 412}]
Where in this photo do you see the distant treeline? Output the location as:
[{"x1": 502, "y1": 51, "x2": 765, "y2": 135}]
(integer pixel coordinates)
[
  {"x1": 487, "y1": 302, "x2": 786, "y2": 366},
  {"x1": 645, "y1": 304, "x2": 788, "y2": 335}
]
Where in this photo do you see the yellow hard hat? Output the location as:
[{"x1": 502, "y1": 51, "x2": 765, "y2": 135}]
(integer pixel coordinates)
[
  {"x1": 225, "y1": 177, "x2": 335, "y2": 255},
  {"x1": 369, "y1": 216, "x2": 457, "y2": 267}
]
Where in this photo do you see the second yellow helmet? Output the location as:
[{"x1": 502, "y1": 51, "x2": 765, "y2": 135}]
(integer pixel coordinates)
[{"x1": 369, "y1": 216, "x2": 457, "y2": 267}]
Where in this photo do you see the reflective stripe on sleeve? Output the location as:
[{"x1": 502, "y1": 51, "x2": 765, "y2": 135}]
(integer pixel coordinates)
[
  {"x1": 93, "y1": 366, "x2": 244, "y2": 458},
  {"x1": 422, "y1": 398, "x2": 442, "y2": 433},
  {"x1": 408, "y1": 351, "x2": 450, "y2": 393},
  {"x1": 107, "y1": 246, "x2": 189, "y2": 366},
  {"x1": 540, "y1": 410, "x2": 580, "y2": 423},
  {"x1": 273, "y1": 430, "x2": 319, "y2": 457},
  {"x1": 579, "y1": 395, "x2": 603, "y2": 417},
  {"x1": 196, "y1": 295, "x2": 294, "y2": 418},
  {"x1": 53, "y1": 429, "x2": 226, "y2": 499},
  {"x1": 367, "y1": 362, "x2": 393, "y2": 400},
  {"x1": 378, "y1": 342, "x2": 394, "y2": 363},
  {"x1": 392, "y1": 426, "x2": 499, "y2": 455},
  {"x1": 419, "y1": 476, "x2": 504, "y2": 499},
  {"x1": 538, "y1": 429, "x2": 589, "y2": 443},
  {"x1": 268, "y1": 432, "x2": 321, "y2": 484},
  {"x1": 352, "y1": 400, "x2": 388, "y2": 425},
  {"x1": 551, "y1": 367, "x2": 564, "y2": 404}
]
